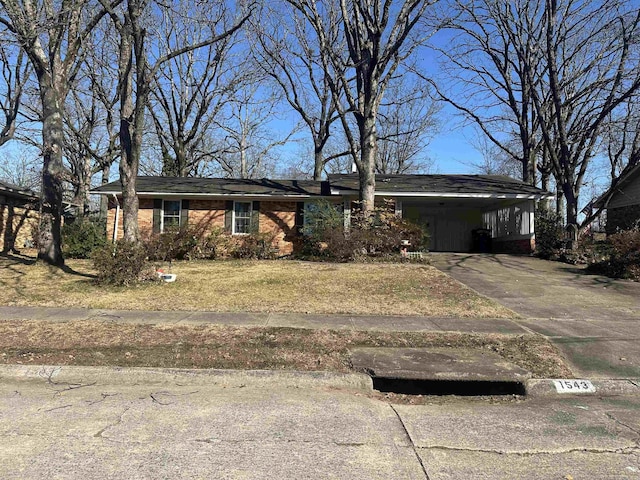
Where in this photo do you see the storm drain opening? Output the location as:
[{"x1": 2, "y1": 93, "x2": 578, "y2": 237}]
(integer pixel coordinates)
[{"x1": 372, "y1": 377, "x2": 526, "y2": 396}]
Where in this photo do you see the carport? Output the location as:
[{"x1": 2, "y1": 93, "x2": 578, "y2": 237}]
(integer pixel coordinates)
[{"x1": 328, "y1": 174, "x2": 551, "y2": 254}]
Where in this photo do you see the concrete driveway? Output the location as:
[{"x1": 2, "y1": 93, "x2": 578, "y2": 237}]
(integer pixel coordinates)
[{"x1": 431, "y1": 253, "x2": 640, "y2": 378}]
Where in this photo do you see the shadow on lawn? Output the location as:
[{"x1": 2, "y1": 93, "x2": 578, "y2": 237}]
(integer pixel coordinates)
[{"x1": 0, "y1": 252, "x2": 96, "y2": 279}]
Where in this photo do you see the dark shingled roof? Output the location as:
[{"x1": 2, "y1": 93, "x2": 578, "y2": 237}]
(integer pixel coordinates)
[
  {"x1": 0, "y1": 180, "x2": 39, "y2": 200},
  {"x1": 93, "y1": 176, "x2": 327, "y2": 197},
  {"x1": 93, "y1": 174, "x2": 550, "y2": 198},
  {"x1": 328, "y1": 174, "x2": 549, "y2": 196}
]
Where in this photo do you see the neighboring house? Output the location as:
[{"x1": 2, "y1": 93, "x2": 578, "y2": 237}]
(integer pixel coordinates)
[
  {"x1": 593, "y1": 163, "x2": 640, "y2": 234},
  {"x1": 0, "y1": 180, "x2": 39, "y2": 253},
  {"x1": 92, "y1": 174, "x2": 551, "y2": 255}
]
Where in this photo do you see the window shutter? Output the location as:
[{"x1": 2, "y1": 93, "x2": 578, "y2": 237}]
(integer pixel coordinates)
[
  {"x1": 224, "y1": 200, "x2": 233, "y2": 233},
  {"x1": 180, "y1": 199, "x2": 189, "y2": 227},
  {"x1": 153, "y1": 199, "x2": 162, "y2": 233},
  {"x1": 251, "y1": 201, "x2": 260, "y2": 233},
  {"x1": 295, "y1": 202, "x2": 304, "y2": 235}
]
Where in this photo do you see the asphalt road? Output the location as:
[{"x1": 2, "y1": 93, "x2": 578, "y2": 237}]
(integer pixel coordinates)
[{"x1": 1, "y1": 366, "x2": 639, "y2": 479}]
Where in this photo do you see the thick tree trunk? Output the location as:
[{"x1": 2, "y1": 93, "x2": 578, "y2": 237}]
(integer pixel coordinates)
[
  {"x1": 118, "y1": 18, "x2": 140, "y2": 243},
  {"x1": 563, "y1": 184, "x2": 579, "y2": 241},
  {"x1": 119, "y1": 151, "x2": 139, "y2": 242},
  {"x1": 313, "y1": 146, "x2": 324, "y2": 181},
  {"x1": 37, "y1": 82, "x2": 65, "y2": 266},
  {"x1": 72, "y1": 154, "x2": 92, "y2": 217},
  {"x1": 523, "y1": 149, "x2": 536, "y2": 186},
  {"x1": 240, "y1": 133, "x2": 247, "y2": 178},
  {"x1": 556, "y1": 189, "x2": 564, "y2": 220},
  {"x1": 357, "y1": 113, "x2": 377, "y2": 215}
]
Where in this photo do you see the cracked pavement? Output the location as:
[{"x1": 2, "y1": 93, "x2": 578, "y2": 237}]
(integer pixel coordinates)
[{"x1": 0, "y1": 368, "x2": 639, "y2": 479}]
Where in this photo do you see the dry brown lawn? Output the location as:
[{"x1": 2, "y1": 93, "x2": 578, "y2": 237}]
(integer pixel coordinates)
[
  {"x1": 0, "y1": 320, "x2": 571, "y2": 379},
  {"x1": 0, "y1": 255, "x2": 515, "y2": 318}
]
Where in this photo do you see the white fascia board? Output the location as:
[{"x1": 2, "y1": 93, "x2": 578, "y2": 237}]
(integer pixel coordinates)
[{"x1": 330, "y1": 190, "x2": 552, "y2": 200}]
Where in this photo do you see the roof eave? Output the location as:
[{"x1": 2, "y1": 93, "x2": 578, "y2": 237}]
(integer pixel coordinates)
[
  {"x1": 331, "y1": 190, "x2": 551, "y2": 200},
  {"x1": 91, "y1": 190, "x2": 325, "y2": 199}
]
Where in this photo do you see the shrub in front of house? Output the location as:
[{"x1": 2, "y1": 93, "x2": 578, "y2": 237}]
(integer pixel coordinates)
[
  {"x1": 92, "y1": 240, "x2": 156, "y2": 286},
  {"x1": 195, "y1": 227, "x2": 231, "y2": 259},
  {"x1": 587, "y1": 228, "x2": 640, "y2": 280},
  {"x1": 300, "y1": 200, "x2": 428, "y2": 261},
  {"x1": 230, "y1": 231, "x2": 279, "y2": 259},
  {"x1": 62, "y1": 217, "x2": 107, "y2": 259},
  {"x1": 144, "y1": 226, "x2": 200, "y2": 261},
  {"x1": 534, "y1": 207, "x2": 565, "y2": 259}
]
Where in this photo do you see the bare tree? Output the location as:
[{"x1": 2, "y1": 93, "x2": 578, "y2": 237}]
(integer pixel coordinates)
[
  {"x1": 0, "y1": 29, "x2": 28, "y2": 147},
  {"x1": 100, "y1": 0, "x2": 252, "y2": 242},
  {"x1": 467, "y1": 134, "x2": 522, "y2": 179},
  {"x1": 149, "y1": 1, "x2": 244, "y2": 178},
  {"x1": 435, "y1": 0, "x2": 640, "y2": 234},
  {"x1": 252, "y1": 3, "x2": 346, "y2": 180},
  {"x1": 432, "y1": 0, "x2": 547, "y2": 185},
  {"x1": 376, "y1": 76, "x2": 439, "y2": 174},
  {"x1": 0, "y1": 0, "x2": 121, "y2": 265},
  {"x1": 286, "y1": 0, "x2": 439, "y2": 214},
  {"x1": 529, "y1": 0, "x2": 640, "y2": 234},
  {"x1": 0, "y1": 147, "x2": 40, "y2": 188},
  {"x1": 212, "y1": 79, "x2": 294, "y2": 179},
  {"x1": 63, "y1": 28, "x2": 120, "y2": 217}
]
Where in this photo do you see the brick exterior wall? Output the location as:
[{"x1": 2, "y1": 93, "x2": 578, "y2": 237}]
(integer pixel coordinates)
[
  {"x1": 259, "y1": 201, "x2": 298, "y2": 255},
  {"x1": 493, "y1": 237, "x2": 535, "y2": 254},
  {"x1": 0, "y1": 197, "x2": 39, "y2": 253},
  {"x1": 188, "y1": 199, "x2": 226, "y2": 234},
  {"x1": 606, "y1": 204, "x2": 640, "y2": 234},
  {"x1": 106, "y1": 197, "x2": 153, "y2": 240},
  {"x1": 106, "y1": 197, "x2": 301, "y2": 255}
]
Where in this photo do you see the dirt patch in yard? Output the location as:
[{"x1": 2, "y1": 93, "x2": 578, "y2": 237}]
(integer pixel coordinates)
[{"x1": 0, "y1": 320, "x2": 571, "y2": 379}]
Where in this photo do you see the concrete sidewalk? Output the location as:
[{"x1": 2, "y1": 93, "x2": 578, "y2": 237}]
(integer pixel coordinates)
[
  {"x1": 0, "y1": 305, "x2": 529, "y2": 334},
  {"x1": 2, "y1": 304, "x2": 640, "y2": 379}
]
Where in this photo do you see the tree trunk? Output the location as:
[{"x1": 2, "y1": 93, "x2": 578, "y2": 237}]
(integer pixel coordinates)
[
  {"x1": 555, "y1": 189, "x2": 564, "y2": 222},
  {"x1": 118, "y1": 17, "x2": 140, "y2": 243},
  {"x1": 240, "y1": 132, "x2": 247, "y2": 178},
  {"x1": 99, "y1": 164, "x2": 111, "y2": 221},
  {"x1": 523, "y1": 149, "x2": 536, "y2": 186},
  {"x1": 72, "y1": 154, "x2": 92, "y2": 217},
  {"x1": 313, "y1": 145, "x2": 324, "y2": 181},
  {"x1": 37, "y1": 82, "x2": 65, "y2": 266},
  {"x1": 540, "y1": 169, "x2": 551, "y2": 210},
  {"x1": 357, "y1": 113, "x2": 377, "y2": 215},
  {"x1": 563, "y1": 184, "x2": 579, "y2": 241}
]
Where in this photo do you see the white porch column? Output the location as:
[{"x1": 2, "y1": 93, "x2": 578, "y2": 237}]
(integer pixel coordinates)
[
  {"x1": 395, "y1": 199, "x2": 403, "y2": 217},
  {"x1": 343, "y1": 197, "x2": 351, "y2": 230}
]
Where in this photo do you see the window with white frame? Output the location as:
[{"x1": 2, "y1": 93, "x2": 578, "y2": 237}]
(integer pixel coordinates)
[
  {"x1": 233, "y1": 201, "x2": 252, "y2": 234},
  {"x1": 162, "y1": 199, "x2": 181, "y2": 231}
]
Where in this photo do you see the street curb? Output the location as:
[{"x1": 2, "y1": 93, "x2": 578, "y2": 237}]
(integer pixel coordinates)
[
  {"x1": 525, "y1": 378, "x2": 639, "y2": 397},
  {"x1": 0, "y1": 364, "x2": 374, "y2": 392}
]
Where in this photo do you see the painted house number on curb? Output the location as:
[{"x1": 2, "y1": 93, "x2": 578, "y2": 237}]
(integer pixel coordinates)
[{"x1": 553, "y1": 379, "x2": 596, "y2": 393}]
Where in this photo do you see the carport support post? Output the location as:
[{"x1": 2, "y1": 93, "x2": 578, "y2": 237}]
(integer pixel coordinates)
[
  {"x1": 343, "y1": 198, "x2": 351, "y2": 231},
  {"x1": 395, "y1": 199, "x2": 402, "y2": 218}
]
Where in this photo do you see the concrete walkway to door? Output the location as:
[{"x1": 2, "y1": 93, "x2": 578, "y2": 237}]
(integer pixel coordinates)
[{"x1": 431, "y1": 253, "x2": 640, "y2": 379}]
